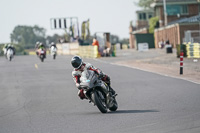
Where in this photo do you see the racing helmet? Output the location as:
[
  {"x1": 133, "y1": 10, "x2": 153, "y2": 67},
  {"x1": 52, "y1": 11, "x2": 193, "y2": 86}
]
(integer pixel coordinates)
[
  {"x1": 71, "y1": 56, "x2": 83, "y2": 69},
  {"x1": 39, "y1": 43, "x2": 44, "y2": 47},
  {"x1": 36, "y1": 41, "x2": 40, "y2": 45}
]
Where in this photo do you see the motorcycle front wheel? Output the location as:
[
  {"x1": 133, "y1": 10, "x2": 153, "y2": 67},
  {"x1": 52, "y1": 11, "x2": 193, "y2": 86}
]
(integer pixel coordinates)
[
  {"x1": 92, "y1": 91, "x2": 107, "y2": 113},
  {"x1": 109, "y1": 97, "x2": 118, "y2": 111},
  {"x1": 40, "y1": 55, "x2": 44, "y2": 62}
]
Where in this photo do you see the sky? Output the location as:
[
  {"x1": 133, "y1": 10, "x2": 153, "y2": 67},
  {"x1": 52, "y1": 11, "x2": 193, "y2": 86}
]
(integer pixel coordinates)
[{"x1": 0, "y1": 0, "x2": 141, "y2": 43}]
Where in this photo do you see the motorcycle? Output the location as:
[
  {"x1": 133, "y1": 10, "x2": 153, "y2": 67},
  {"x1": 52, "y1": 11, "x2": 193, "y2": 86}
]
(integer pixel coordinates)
[
  {"x1": 37, "y1": 48, "x2": 46, "y2": 62},
  {"x1": 6, "y1": 48, "x2": 14, "y2": 61},
  {"x1": 79, "y1": 70, "x2": 118, "y2": 113},
  {"x1": 50, "y1": 46, "x2": 57, "y2": 59}
]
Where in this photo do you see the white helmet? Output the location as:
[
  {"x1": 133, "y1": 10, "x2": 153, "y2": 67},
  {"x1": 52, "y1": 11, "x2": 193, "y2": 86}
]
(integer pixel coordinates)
[{"x1": 36, "y1": 41, "x2": 40, "y2": 45}]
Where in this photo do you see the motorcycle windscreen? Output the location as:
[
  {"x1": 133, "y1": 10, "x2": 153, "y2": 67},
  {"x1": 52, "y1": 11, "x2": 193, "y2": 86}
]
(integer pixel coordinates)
[{"x1": 80, "y1": 70, "x2": 98, "y2": 88}]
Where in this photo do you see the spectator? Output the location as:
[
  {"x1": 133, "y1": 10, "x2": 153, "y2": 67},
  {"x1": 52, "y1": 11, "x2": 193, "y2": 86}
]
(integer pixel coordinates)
[
  {"x1": 166, "y1": 39, "x2": 170, "y2": 45},
  {"x1": 159, "y1": 39, "x2": 165, "y2": 49},
  {"x1": 92, "y1": 37, "x2": 99, "y2": 48},
  {"x1": 92, "y1": 37, "x2": 100, "y2": 54}
]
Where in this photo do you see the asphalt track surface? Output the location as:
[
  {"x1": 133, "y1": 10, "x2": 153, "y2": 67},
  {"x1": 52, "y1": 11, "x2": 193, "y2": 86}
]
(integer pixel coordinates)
[{"x1": 0, "y1": 55, "x2": 200, "y2": 133}]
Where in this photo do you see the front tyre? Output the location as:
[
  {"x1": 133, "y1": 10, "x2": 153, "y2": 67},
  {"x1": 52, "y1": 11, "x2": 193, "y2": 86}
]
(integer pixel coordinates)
[
  {"x1": 92, "y1": 91, "x2": 107, "y2": 113},
  {"x1": 40, "y1": 55, "x2": 44, "y2": 62},
  {"x1": 9, "y1": 56, "x2": 12, "y2": 61},
  {"x1": 109, "y1": 97, "x2": 118, "y2": 111}
]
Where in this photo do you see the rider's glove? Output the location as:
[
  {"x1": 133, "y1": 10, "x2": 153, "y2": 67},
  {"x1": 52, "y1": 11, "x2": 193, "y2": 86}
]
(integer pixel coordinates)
[{"x1": 98, "y1": 72, "x2": 104, "y2": 79}]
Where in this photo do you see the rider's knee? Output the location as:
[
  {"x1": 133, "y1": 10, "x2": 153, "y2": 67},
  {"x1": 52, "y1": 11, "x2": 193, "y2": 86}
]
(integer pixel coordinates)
[{"x1": 78, "y1": 89, "x2": 86, "y2": 100}]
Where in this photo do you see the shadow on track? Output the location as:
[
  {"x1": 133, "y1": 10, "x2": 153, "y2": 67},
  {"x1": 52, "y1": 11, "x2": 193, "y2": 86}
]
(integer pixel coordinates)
[
  {"x1": 75, "y1": 110, "x2": 159, "y2": 115},
  {"x1": 108, "y1": 109, "x2": 159, "y2": 114}
]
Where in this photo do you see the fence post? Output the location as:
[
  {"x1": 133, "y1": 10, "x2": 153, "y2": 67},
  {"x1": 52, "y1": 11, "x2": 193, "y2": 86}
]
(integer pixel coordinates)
[{"x1": 180, "y1": 44, "x2": 183, "y2": 75}]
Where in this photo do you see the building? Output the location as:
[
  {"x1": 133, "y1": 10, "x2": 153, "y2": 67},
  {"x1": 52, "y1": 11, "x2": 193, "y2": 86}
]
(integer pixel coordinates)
[
  {"x1": 136, "y1": 10, "x2": 154, "y2": 29},
  {"x1": 152, "y1": 0, "x2": 200, "y2": 27},
  {"x1": 129, "y1": 10, "x2": 154, "y2": 49},
  {"x1": 130, "y1": 0, "x2": 200, "y2": 49},
  {"x1": 154, "y1": 14, "x2": 200, "y2": 48},
  {"x1": 152, "y1": 0, "x2": 200, "y2": 48}
]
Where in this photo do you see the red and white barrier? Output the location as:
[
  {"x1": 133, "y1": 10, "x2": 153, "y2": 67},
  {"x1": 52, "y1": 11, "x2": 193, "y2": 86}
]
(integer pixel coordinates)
[{"x1": 180, "y1": 51, "x2": 184, "y2": 75}]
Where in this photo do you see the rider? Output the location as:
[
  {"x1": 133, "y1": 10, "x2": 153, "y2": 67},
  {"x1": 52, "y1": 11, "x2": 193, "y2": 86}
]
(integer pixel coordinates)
[
  {"x1": 71, "y1": 55, "x2": 116, "y2": 100},
  {"x1": 6, "y1": 44, "x2": 15, "y2": 55},
  {"x1": 37, "y1": 42, "x2": 46, "y2": 58},
  {"x1": 38, "y1": 43, "x2": 46, "y2": 49},
  {"x1": 49, "y1": 42, "x2": 57, "y2": 49}
]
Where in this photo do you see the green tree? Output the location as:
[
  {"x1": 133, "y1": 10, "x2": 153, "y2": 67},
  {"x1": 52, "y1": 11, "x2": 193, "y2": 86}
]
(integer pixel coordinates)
[
  {"x1": 10, "y1": 25, "x2": 46, "y2": 49},
  {"x1": 136, "y1": 0, "x2": 154, "y2": 9},
  {"x1": 149, "y1": 16, "x2": 159, "y2": 33}
]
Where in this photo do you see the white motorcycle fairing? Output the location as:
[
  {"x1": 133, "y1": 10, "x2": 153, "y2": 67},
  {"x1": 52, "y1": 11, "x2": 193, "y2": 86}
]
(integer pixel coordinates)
[{"x1": 7, "y1": 48, "x2": 14, "y2": 61}]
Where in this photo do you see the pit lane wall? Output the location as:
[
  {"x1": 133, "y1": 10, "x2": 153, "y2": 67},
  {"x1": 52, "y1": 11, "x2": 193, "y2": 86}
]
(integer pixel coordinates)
[
  {"x1": 28, "y1": 43, "x2": 99, "y2": 58},
  {"x1": 57, "y1": 43, "x2": 99, "y2": 58},
  {"x1": 56, "y1": 42, "x2": 79, "y2": 55}
]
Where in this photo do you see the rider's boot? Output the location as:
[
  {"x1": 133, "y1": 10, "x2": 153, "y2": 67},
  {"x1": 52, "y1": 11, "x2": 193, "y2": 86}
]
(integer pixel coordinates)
[
  {"x1": 109, "y1": 86, "x2": 116, "y2": 96},
  {"x1": 78, "y1": 89, "x2": 87, "y2": 100},
  {"x1": 100, "y1": 82, "x2": 114, "y2": 107}
]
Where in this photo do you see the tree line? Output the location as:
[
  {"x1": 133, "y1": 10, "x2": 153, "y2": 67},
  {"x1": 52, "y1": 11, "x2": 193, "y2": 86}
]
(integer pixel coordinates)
[
  {"x1": 8, "y1": 25, "x2": 128, "y2": 49},
  {"x1": 10, "y1": 25, "x2": 66, "y2": 49}
]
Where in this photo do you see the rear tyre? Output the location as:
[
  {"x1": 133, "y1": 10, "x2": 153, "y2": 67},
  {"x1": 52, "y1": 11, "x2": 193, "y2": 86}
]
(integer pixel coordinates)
[
  {"x1": 53, "y1": 54, "x2": 56, "y2": 59},
  {"x1": 92, "y1": 91, "x2": 107, "y2": 113}
]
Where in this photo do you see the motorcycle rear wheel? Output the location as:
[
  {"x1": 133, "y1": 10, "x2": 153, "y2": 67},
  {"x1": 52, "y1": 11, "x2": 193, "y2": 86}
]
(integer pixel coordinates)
[{"x1": 92, "y1": 91, "x2": 107, "y2": 113}]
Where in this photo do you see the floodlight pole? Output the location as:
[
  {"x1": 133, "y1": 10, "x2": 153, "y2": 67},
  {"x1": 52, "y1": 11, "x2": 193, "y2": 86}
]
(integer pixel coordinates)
[
  {"x1": 163, "y1": 0, "x2": 167, "y2": 26},
  {"x1": 163, "y1": 0, "x2": 168, "y2": 42}
]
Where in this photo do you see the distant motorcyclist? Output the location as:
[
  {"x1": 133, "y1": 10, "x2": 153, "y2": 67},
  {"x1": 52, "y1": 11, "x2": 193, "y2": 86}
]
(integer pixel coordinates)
[
  {"x1": 36, "y1": 43, "x2": 46, "y2": 58},
  {"x1": 49, "y1": 42, "x2": 57, "y2": 59},
  {"x1": 49, "y1": 42, "x2": 57, "y2": 49},
  {"x1": 6, "y1": 44, "x2": 15, "y2": 55},
  {"x1": 71, "y1": 56, "x2": 116, "y2": 100}
]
